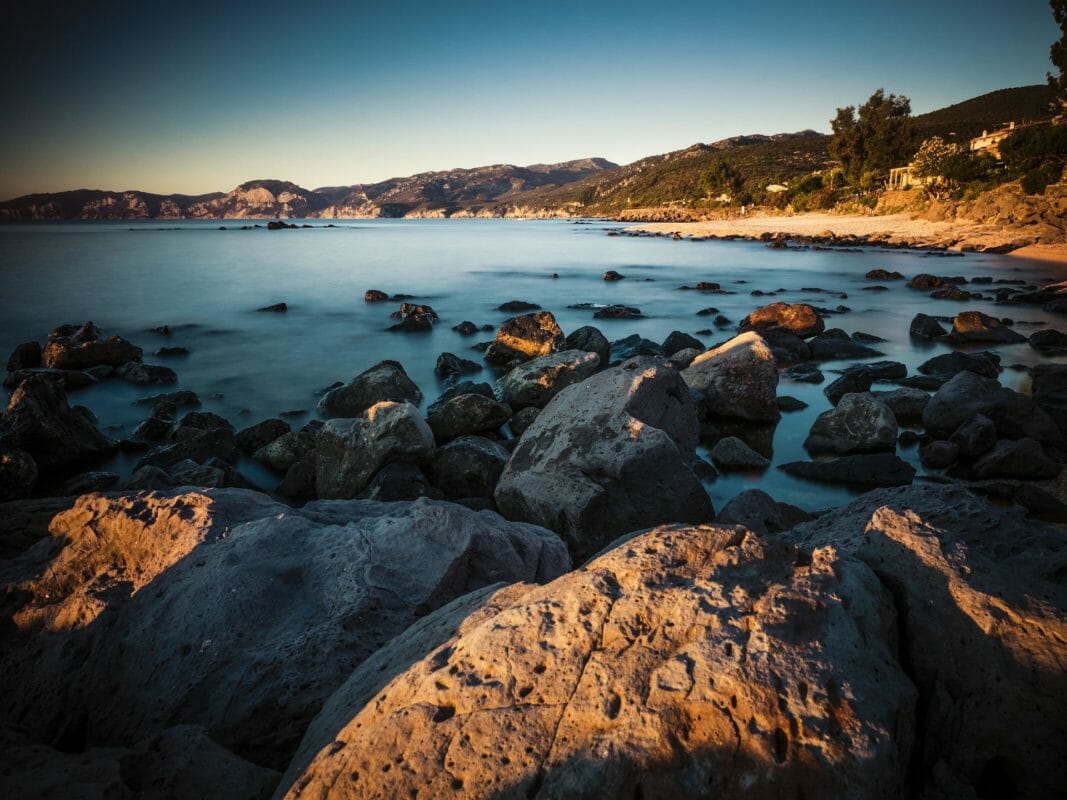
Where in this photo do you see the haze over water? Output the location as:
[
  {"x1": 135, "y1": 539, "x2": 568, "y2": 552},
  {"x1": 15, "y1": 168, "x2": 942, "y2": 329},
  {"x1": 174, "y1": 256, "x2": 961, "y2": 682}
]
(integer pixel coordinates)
[{"x1": 2, "y1": 219, "x2": 1063, "y2": 509}]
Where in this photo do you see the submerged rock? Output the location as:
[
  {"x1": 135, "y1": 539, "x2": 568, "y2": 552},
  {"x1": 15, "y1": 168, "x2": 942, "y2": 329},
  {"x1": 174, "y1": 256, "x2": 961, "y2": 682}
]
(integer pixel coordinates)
[
  {"x1": 780, "y1": 453, "x2": 916, "y2": 487},
  {"x1": 709, "y1": 435, "x2": 769, "y2": 469},
  {"x1": 804, "y1": 392, "x2": 898, "y2": 455},
  {"x1": 909, "y1": 313, "x2": 948, "y2": 339}
]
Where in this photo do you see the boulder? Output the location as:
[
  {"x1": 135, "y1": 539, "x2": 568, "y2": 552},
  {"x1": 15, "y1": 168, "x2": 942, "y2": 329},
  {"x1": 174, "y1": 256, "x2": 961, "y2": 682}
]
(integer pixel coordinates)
[
  {"x1": 947, "y1": 311, "x2": 1027, "y2": 344},
  {"x1": 495, "y1": 349, "x2": 599, "y2": 410},
  {"x1": 780, "y1": 453, "x2": 916, "y2": 487},
  {"x1": 316, "y1": 402, "x2": 434, "y2": 499},
  {"x1": 0, "y1": 375, "x2": 113, "y2": 469},
  {"x1": 739, "y1": 301, "x2": 825, "y2": 338},
  {"x1": 609, "y1": 334, "x2": 663, "y2": 362},
  {"x1": 434, "y1": 352, "x2": 482, "y2": 378},
  {"x1": 593, "y1": 304, "x2": 643, "y2": 320},
  {"x1": 1031, "y1": 364, "x2": 1067, "y2": 438},
  {"x1": 484, "y1": 311, "x2": 565, "y2": 365},
  {"x1": 807, "y1": 335, "x2": 884, "y2": 361},
  {"x1": 114, "y1": 362, "x2": 178, "y2": 385},
  {"x1": 496, "y1": 357, "x2": 713, "y2": 558},
  {"x1": 783, "y1": 363, "x2": 824, "y2": 383},
  {"x1": 668, "y1": 347, "x2": 702, "y2": 370},
  {"x1": 428, "y1": 436, "x2": 510, "y2": 499},
  {"x1": 823, "y1": 372, "x2": 872, "y2": 404},
  {"x1": 871, "y1": 387, "x2": 930, "y2": 423},
  {"x1": 919, "y1": 440, "x2": 959, "y2": 469},
  {"x1": 509, "y1": 406, "x2": 539, "y2": 437},
  {"x1": 169, "y1": 411, "x2": 234, "y2": 443},
  {"x1": 0, "y1": 495, "x2": 77, "y2": 558},
  {"x1": 42, "y1": 322, "x2": 142, "y2": 370},
  {"x1": 681, "y1": 332, "x2": 780, "y2": 422},
  {"x1": 364, "y1": 289, "x2": 389, "y2": 302},
  {"x1": 602, "y1": 269, "x2": 625, "y2": 281},
  {"x1": 135, "y1": 428, "x2": 239, "y2": 472},
  {"x1": 907, "y1": 274, "x2": 963, "y2": 290},
  {"x1": 910, "y1": 313, "x2": 948, "y2": 339},
  {"x1": 1029, "y1": 328, "x2": 1067, "y2": 351},
  {"x1": 661, "y1": 330, "x2": 703, "y2": 356},
  {"x1": 564, "y1": 325, "x2": 610, "y2": 366},
  {"x1": 922, "y1": 371, "x2": 1061, "y2": 442},
  {"x1": 3, "y1": 367, "x2": 97, "y2": 391},
  {"x1": 426, "y1": 393, "x2": 512, "y2": 441},
  {"x1": 785, "y1": 485, "x2": 1067, "y2": 800},
  {"x1": 6, "y1": 341, "x2": 42, "y2": 372},
  {"x1": 318, "y1": 360, "x2": 422, "y2": 418},
  {"x1": 972, "y1": 438, "x2": 1061, "y2": 479},
  {"x1": 949, "y1": 413, "x2": 997, "y2": 458},
  {"x1": 358, "y1": 463, "x2": 434, "y2": 502},
  {"x1": 917, "y1": 350, "x2": 1000, "y2": 380},
  {"x1": 254, "y1": 430, "x2": 316, "y2": 472},
  {"x1": 497, "y1": 300, "x2": 540, "y2": 312},
  {"x1": 715, "y1": 488, "x2": 815, "y2": 535},
  {"x1": 281, "y1": 522, "x2": 914, "y2": 800},
  {"x1": 865, "y1": 268, "x2": 904, "y2": 280},
  {"x1": 59, "y1": 470, "x2": 120, "y2": 495},
  {"x1": 758, "y1": 329, "x2": 812, "y2": 364},
  {"x1": 0, "y1": 490, "x2": 568, "y2": 769},
  {"x1": 709, "y1": 436, "x2": 770, "y2": 469},
  {"x1": 0, "y1": 448, "x2": 37, "y2": 501},
  {"x1": 804, "y1": 393, "x2": 897, "y2": 455},
  {"x1": 235, "y1": 418, "x2": 291, "y2": 454}
]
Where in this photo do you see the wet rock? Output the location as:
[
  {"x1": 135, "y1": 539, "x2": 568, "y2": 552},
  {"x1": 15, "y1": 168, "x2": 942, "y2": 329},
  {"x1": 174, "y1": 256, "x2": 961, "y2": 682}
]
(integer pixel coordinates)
[
  {"x1": 865, "y1": 268, "x2": 904, "y2": 280},
  {"x1": 835, "y1": 360, "x2": 907, "y2": 382},
  {"x1": 508, "y1": 406, "x2": 539, "y2": 437},
  {"x1": 661, "y1": 330, "x2": 703, "y2": 356},
  {"x1": 318, "y1": 360, "x2": 423, "y2": 418},
  {"x1": 136, "y1": 428, "x2": 240, "y2": 472},
  {"x1": 452, "y1": 320, "x2": 479, "y2": 336},
  {"x1": 917, "y1": 350, "x2": 1000, "y2": 380},
  {"x1": 780, "y1": 453, "x2": 916, "y2": 487},
  {"x1": 278, "y1": 451, "x2": 318, "y2": 501},
  {"x1": 709, "y1": 436, "x2": 769, "y2": 469},
  {"x1": 0, "y1": 449, "x2": 37, "y2": 501},
  {"x1": 739, "y1": 301, "x2": 825, "y2": 339},
  {"x1": 682, "y1": 332, "x2": 780, "y2": 422},
  {"x1": 496, "y1": 357, "x2": 713, "y2": 559},
  {"x1": 907, "y1": 273, "x2": 964, "y2": 290},
  {"x1": 929, "y1": 286, "x2": 978, "y2": 301},
  {"x1": 497, "y1": 300, "x2": 541, "y2": 312},
  {"x1": 872, "y1": 387, "x2": 930, "y2": 423},
  {"x1": 851, "y1": 331, "x2": 887, "y2": 344},
  {"x1": 134, "y1": 389, "x2": 201, "y2": 410},
  {"x1": 919, "y1": 440, "x2": 959, "y2": 469},
  {"x1": 923, "y1": 371, "x2": 1060, "y2": 442},
  {"x1": 426, "y1": 393, "x2": 512, "y2": 441},
  {"x1": 3, "y1": 367, "x2": 97, "y2": 391},
  {"x1": 358, "y1": 463, "x2": 435, "y2": 502},
  {"x1": 972, "y1": 438, "x2": 1061, "y2": 479},
  {"x1": 154, "y1": 345, "x2": 190, "y2": 358},
  {"x1": 169, "y1": 411, "x2": 234, "y2": 443},
  {"x1": 429, "y1": 436, "x2": 510, "y2": 499},
  {"x1": 495, "y1": 350, "x2": 599, "y2": 410},
  {"x1": 1031, "y1": 364, "x2": 1067, "y2": 438},
  {"x1": 281, "y1": 521, "x2": 913, "y2": 800},
  {"x1": 434, "y1": 352, "x2": 482, "y2": 378},
  {"x1": 6, "y1": 341, "x2": 41, "y2": 372},
  {"x1": 759, "y1": 329, "x2": 812, "y2": 364},
  {"x1": 824, "y1": 372, "x2": 873, "y2": 404},
  {"x1": 115, "y1": 361, "x2": 178, "y2": 385},
  {"x1": 807, "y1": 334, "x2": 884, "y2": 360},
  {"x1": 42, "y1": 322, "x2": 142, "y2": 370},
  {"x1": 387, "y1": 307, "x2": 436, "y2": 333},
  {"x1": 256, "y1": 302, "x2": 288, "y2": 312},
  {"x1": 316, "y1": 402, "x2": 434, "y2": 499},
  {"x1": 609, "y1": 334, "x2": 663, "y2": 362},
  {"x1": 667, "y1": 347, "x2": 702, "y2": 369},
  {"x1": 484, "y1": 311, "x2": 565, "y2": 365},
  {"x1": 254, "y1": 430, "x2": 316, "y2": 472},
  {"x1": 60, "y1": 470, "x2": 120, "y2": 495},
  {"x1": 132, "y1": 401, "x2": 177, "y2": 442},
  {"x1": 364, "y1": 289, "x2": 389, "y2": 302},
  {"x1": 715, "y1": 488, "x2": 815, "y2": 535},
  {"x1": 946, "y1": 311, "x2": 1027, "y2": 344},
  {"x1": 695, "y1": 306, "x2": 719, "y2": 316},
  {"x1": 909, "y1": 313, "x2": 948, "y2": 339},
  {"x1": 949, "y1": 413, "x2": 997, "y2": 458},
  {"x1": 0, "y1": 489, "x2": 567, "y2": 770},
  {"x1": 602, "y1": 270, "x2": 625, "y2": 281},
  {"x1": 777, "y1": 395, "x2": 808, "y2": 412},
  {"x1": 593, "y1": 304, "x2": 643, "y2": 320},
  {"x1": 235, "y1": 418, "x2": 291, "y2": 454},
  {"x1": 805, "y1": 392, "x2": 897, "y2": 455},
  {"x1": 1029, "y1": 328, "x2": 1067, "y2": 351},
  {"x1": 0, "y1": 375, "x2": 113, "y2": 469},
  {"x1": 783, "y1": 363, "x2": 824, "y2": 383},
  {"x1": 563, "y1": 325, "x2": 610, "y2": 365}
]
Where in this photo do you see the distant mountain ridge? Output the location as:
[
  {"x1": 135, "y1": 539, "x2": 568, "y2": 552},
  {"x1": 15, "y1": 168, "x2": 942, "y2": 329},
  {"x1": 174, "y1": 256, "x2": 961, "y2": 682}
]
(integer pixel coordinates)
[{"x1": 1, "y1": 85, "x2": 1056, "y2": 221}]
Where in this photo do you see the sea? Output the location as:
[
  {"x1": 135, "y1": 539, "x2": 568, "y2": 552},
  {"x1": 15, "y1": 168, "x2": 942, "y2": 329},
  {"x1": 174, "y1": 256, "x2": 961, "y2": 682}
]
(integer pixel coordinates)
[{"x1": 1, "y1": 218, "x2": 1064, "y2": 511}]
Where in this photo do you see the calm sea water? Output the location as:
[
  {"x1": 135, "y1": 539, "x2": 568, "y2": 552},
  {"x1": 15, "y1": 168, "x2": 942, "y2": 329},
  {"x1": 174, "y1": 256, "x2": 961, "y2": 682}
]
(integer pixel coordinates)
[{"x1": 1, "y1": 219, "x2": 1064, "y2": 511}]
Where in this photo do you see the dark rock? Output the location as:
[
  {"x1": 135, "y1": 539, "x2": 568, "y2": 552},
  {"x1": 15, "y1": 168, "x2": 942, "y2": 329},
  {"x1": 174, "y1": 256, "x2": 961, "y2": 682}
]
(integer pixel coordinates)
[
  {"x1": 947, "y1": 311, "x2": 1027, "y2": 344},
  {"x1": 1030, "y1": 329, "x2": 1067, "y2": 351},
  {"x1": 452, "y1": 320, "x2": 479, "y2": 336},
  {"x1": 715, "y1": 488, "x2": 815, "y2": 535},
  {"x1": 426, "y1": 393, "x2": 512, "y2": 441},
  {"x1": 434, "y1": 352, "x2": 483, "y2": 378},
  {"x1": 154, "y1": 346, "x2": 189, "y2": 357},
  {"x1": 909, "y1": 313, "x2": 948, "y2": 339},
  {"x1": 359, "y1": 463, "x2": 435, "y2": 502},
  {"x1": 136, "y1": 428, "x2": 240, "y2": 472},
  {"x1": 60, "y1": 470, "x2": 120, "y2": 494},
  {"x1": 805, "y1": 393, "x2": 897, "y2": 454},
  {"x1": 949, "y1": 414, "x2": 997, "y2": 458},
  {"x1": 929, "y1": 286, "x2": 977, "y2": 301},
  {"x1": 115, "y1": 362, "x2": 178, "y2": 385},
  {"x1": 602, "y1": 270, "x2": 625, "y2": 281},
  {"x1": 508, "y1": 406, "x2": 539, "y2": 437},
  {"x1": 1032, "y1": 364, "x2": 1067, "y2": 438},
  {"x1": 667, "y1": 347, "x2": 702, "y2": 369},
  {"x1": 497, "y1": 300, "x2": 541, "y2": 312},
  {"x1": 254, "y1": 431, "x2": 317, "y2": 472},
  {"x1": 0, "y1": 449, "x2": 37, "y2": 500},
  {"x1": 695, "y1": 306, "x2": 719, "y2": 316},
  {"x1": 318, "y1": 361, "x2": 423, "y2": 418},
  {"x1": 777, "y1": 395, "x2": 808, "y2": 412},
  {"x1": 564, "y1": 325, "x2": 610, "y2": 366},
  {"x1": 134, "y1": 390, "x2": 201, "y2": 410},
  {"x1": 807, "y1": 334, "x2": 884, "y2": 361},
  {"x1": 919, "y1": 440, "x2": 959, "y2": 469},
  {"x1": 495, "y1": 350, "x2": 599, "y2": 410},
  {"x1": 256, "y1": 302, "x2": 288, "y2": 312},
  {"x1": 6, "y1": 341, "x2": 41, "y2": 372},
  {"x1": 170, "y1": 411, "x2": 234, "y2": 443},
  {"x1": 3, "y1": 367, "x2": 97, "y2": 391},
  {"x1": 609, "y1": 334, "x2": 663, "y2": 362},
  {"x1": 661, "y1": 330, "x2": 703, "y2": 357},
  {"x1": 43, "y1": 322, "x2": 142, "y2": 370},
  {"x1": 907, "y1": 273, "x2": 964, "y2": 290},
  {"x1": 739, "y1": 301, "x2": 824, "y2": 339},
  {"x1": 780, "y1": 453, "x2": 916, "y2": 487},
  {"x1": 923, "y1": 371, "x2": 1060, "y2": 442},
  {"x1": 364, "y1": 289, "x2": 389, "y2": 302},
  {"x1": 278, "y1": 452, "x2": 318, "y2": 500},
  {"x1": 758, "y1": 329, "x2": 812, "y2": 364},
  {"x1": 865, "y1": 269, "x2": 904, "y2": 280},
  {"x1": 972, "y1": 438, "x2": 1061, "y2": 479},
  {"x1": 484, "y1": 311, "x2": 565, "y2": 365},
  {"x1": 682, "y1": 332, "x2": 779, "y2": 423},
  {"x1": 918, "y1": 350, "x2": 1000, "y2": 380},
  {"x1": 429, "y1": 436, "x2": 510, "y2": 499},
  {"x1": 783, "y1": 363, "x2": 824, "y2": 383},
  {"x1": 871, "y1": 387, "x2": 930, "y2": 423},
  {"x1": 824, "y1": 372, "x2": 873, "y2": 404},
  {"x1": 236, "y1": 418, "x2": 291, "y2": 454},
  {"x1": 593, "y1": 304, "x2": 643, "y2": 320},
  {"x1": 709, "y1": 436, "x2": 770, "y2": 470}
]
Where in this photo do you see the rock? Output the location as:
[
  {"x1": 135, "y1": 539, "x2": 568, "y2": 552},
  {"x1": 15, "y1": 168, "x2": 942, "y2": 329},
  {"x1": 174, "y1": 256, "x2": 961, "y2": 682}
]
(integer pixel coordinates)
[
  {"x1": 907, "y1": 273, "x2": 963, "y2": 290},
  {"x1": 114, "y1": 361, "x2": 178, "y2": 385},
  {"x1": 602, "y1": 269, "x2": 625, "y2": 281},
  {"x1": 1030, "y1": 328, "x2": 1067, "y2": 351},
  {"x1": 318, "y1": 360, "x2": 423, "y2": 418},
  {"x1": 254, "y1": 430, "x2": 316, "y2": 472},
  {"x1": 947, "y1": 311, "x2": 1027, "y2": 344},
  {"x1": 124, "y1": 464, "x2": 175, "y2": 490},
  {"x1": 278, "y1": 452, "x2": 318, "y2": 501},
  {"x1": 682, "y1": 332, "x2": 780, "y2": 422},
  {"x1": 949, "y1": 414, "x2": 997, "y2": 458},
  {"x1": 169, "y1": 411, "x2": 234, "y2": 443},
  {"x1": 0, "y1": 449, "x2": 37, "y2": 500},
  {"x1": 387, "y1": 307, "x2": 436, "y2": 332},
  {"x1": 3, "y1": 367, "x2": 97, "y2": 391},
  {"x1": 739, "y1": 301, "x2": 825, "y2": 338},
  {"x1": 132, "y1": 401, "x2": 177, "y2": 442},
  {"x1": 134, "y1": 389, "x2": 201, "y2": 410},
  {"x1": 0, "y1": 375, "x2": 113, "y2": 469},
  {"x1": 1032, "y1": 364, "x2": 1067, "y2": 438},
  {"x1": 359, "y1": 463, "x2": 434, "y2": 502},
  {"x1": 804, "y1": 393, "x2": 897, "y2": 455},
  {"x1": 364, "y1": 289, "x2": 389, "y2": 302},
  {"x1": 777, "y1": 395, "x2": 808, "y2": 412},
  {"x1": 508, "y1": 406, "x2": 539, "y2": 437},
  {"x1": 756, "y1": 329, "x2": 811, "y2": 364},
  {"x1": 6, "y1": 341, "x2": 41, "y2": 372},
  {"x1": 783, "y1": 363, "x2": 824, "y2": 383},
  {"x1": 316, "y1": 402, "x2": 434, "y2": 499},
  {"x1": 972, "y1": 438, "x2": 1061, "y2": 479},
  {"x1": 135, "y1": 428, "x2": 239, "y2": 472},
  {"x1": 0, "y1": 489, "x2": 568, "y2": 769},
  {"x1": 235, "y1": 418, "x2": 291, "y2": 454},
  {"x1": 0, "y1": 496, "x2": 77, "y2": 558},
  {"x1": 60, "y1": 470, "x2": 120, "y2": 495},
  {"x1": 496, "y1": 357, "x2": 713, "y2": 559},
  {"x1": 780, "y1": 453, "x2": 916, "y2": 487},
  {"x1": 497, "y1": 300, "x2": 541, "y2": 312},
  {"x1": 426, "y1": 393, "x2": 512, "y2": 441},
  {"x1": 807, "y1": 334, "x2": 884, "y2": 361},
  {"x1": 667, "y1": 347, "x2": 702, "y2": 369},
  {"x1": 709, "y1": 436, "x2": 770, "y2": 469},
  {"x1": 429, "y1": 436, "x2": 510, "y2": 499},
  {"x1": 715, "y1": 488, "x2": 814, "y2": 535},
  {"x1": 495, "y1": 350, "x2": 599, "y2": 410},
  {"x1": 909, "y1": 313, "x2": 948, "y2": 339},
  {"x1": 154, "y1": 346, "x2": 189, "y2": 357},
  {"x1": 452, "y1": 320, "x2": 478, "y2": 336},
  {"x1": 484, "y1": 311, "x2": 565, "y2": 365},
  {"x1": 609, "y1": 334, "x2": 663, "y2": 362},
  {"x1": 922, "y1": 371, "x2": 1060, "y2": 442},
  {"x1": 919, "y1": 440, "x2": 959, "y2": 469},
  {"x1": 42, "y1": 322, "x2": 142, "y2": 370},
  {"x1": 593, "y1": 304, "x2": 643, "y2": 320},
  {"x1": 918, "y1": 350, "x2": 1000, "y2": 380},
  {"x1": 865, "y1": 268, "x2": 904, "y2": 280},
  {"x1": 563, "y1": 325, "x2": 610, "y2": 365},
  {"x1": 434, "y1": 352, "x2": 483, "y2": 378},
  {"x1": 661, "y1": 330, "x2": 703, "y2": 356},
  {"x1": 871, "y1": 387, "x2": 930, "y2": 423},
  {"x1": 784, "y1": 485, "x2": 1067, "y2": 800},
  {"x1": 256, "y1": 302, "x2": 288, "y2": 312},
  {"x1": 823, "y1": 372, "x2": 873, "y2": 404},
  {"x1": 929, "y1": 286, "x2": 978, "y2": 301},
  {"x1": 281, "y1": 521, "x2": 914, "y2": 800}
]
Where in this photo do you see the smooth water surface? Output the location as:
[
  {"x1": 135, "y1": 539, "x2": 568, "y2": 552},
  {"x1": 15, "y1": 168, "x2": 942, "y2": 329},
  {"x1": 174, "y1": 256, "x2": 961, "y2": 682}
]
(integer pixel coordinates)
[{"x1": 2, "y1": 219, "x2": 1064, "y2": 511}]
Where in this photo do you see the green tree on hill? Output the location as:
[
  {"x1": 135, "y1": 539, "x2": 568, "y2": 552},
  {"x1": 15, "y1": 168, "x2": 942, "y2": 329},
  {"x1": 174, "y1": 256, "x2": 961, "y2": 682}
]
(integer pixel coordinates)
[
  {"x1": 698, "y1": 158, "x2": 744, "y2": 201},
  {"x1": 1050, "y1": 0, "x2": 1066, "y2": 106},
  {"x1": 830, "y1": 90, "x2": 915, "y2": 183}
]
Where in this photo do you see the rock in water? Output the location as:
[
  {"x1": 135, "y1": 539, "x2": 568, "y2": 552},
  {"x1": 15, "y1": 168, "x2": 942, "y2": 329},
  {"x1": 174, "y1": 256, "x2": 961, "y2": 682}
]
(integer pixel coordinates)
[
  {"x1": 909, "y1": 313, "x2": 948, "y2": 339},
  {"x1": 42, "y1": 321, "x2": 142, "y2": 370},
  {"x1": 564, "y1": 325, "x2": 610, "y2": 366},
  {"x1": 784, "y1": 485, "x2": 1067, "y2": 800},
  {"x1": 779, "y1": 453, "x2": 916, "y2": 487},
  {"x1": 681, "y1": 331, "x2": 780, "y2": 422},
  {"x1": 425, "y1": 393, "x2": 512, "y2": 441},
  {"x1": 0, "y1": 489, "x2": 568, "y2": 770},
  {"x1": 739, "y1": 301, "x2": 825, "y2": 339},
  {"x1": 715, "y1": 488, "x2": 813, "y2": 535},
  {"x1": 0, "y1": 448, "x2": 37, "y2": 500},
  {"x1": 280, "y1": 522, "x2": 915, "y2": 799},
  {"x1": 922, "y1": 371, "x2": 1060, "y2": 441},
  {"x1": 496, "y1": 357, "x2": 713, "y2": 558},
  {"x1": 494, "y1": 349, "x2": 600, "y2": 409},
  {"x1": 709, "y1": 435, "x2": 770, "y2": 469},
  {"x1": 317, "y1": 360, "x2": 423, "y2": 418},
  {"x1": 804, "y1": 392, "x2": 898, "y2": 455},
  {"x1": 484, "y1": 311, "x2": 565, "y2": 365},
  {"x1": 947, "y1": 311, "x2": 1027, "y2": 344}
]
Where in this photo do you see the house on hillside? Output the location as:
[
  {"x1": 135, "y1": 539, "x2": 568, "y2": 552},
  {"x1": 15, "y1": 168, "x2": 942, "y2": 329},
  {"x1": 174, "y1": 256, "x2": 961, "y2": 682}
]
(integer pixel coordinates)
[
  {"x1": 969, "y1": 122, "x2": 1019, "y2": 159},
  {"x1": 886, "y1": 166, "x2": 936, "y2": 191}
]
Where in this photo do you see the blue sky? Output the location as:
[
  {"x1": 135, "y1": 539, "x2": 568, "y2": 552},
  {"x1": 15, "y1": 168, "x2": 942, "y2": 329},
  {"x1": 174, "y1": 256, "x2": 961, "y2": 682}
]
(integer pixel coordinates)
[{"x1": 0, "y1": 0, "x2": 1059, "y2": 198}]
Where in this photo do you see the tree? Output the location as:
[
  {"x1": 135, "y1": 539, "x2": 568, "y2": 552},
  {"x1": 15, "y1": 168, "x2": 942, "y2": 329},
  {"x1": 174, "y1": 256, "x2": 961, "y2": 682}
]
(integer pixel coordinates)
[
  {"x1": 1050, "y1": 0, "x2": 1066, "y2": 106},
  {"x1": 829, "y1": 90, "x2": 915, "y2": 183},
  {"x1": 699, "y1": 158, "x2": 744, "y2": 201},
  {"x1": 1000, "y1": 124, "x2": 1067, "y2": 193},
  {"x1": 911, "y1": 137, "x2": 962, "y2": 180}
]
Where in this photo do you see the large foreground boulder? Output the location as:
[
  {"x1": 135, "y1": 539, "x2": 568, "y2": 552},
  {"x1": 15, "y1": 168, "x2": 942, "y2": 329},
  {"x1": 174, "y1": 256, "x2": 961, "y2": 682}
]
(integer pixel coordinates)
[
  {"x1": 281, "y1": 522, "x2": 915, "y2": 799},
  {"x1": 496, "y1": 357, "x2": 713, "y2": 558},
  {"x1": 681, "y1": 331, "x2": 780, "y2": 422},
  {"x1": 317, "y1": 360, "x2": 422, "y2": 418},
  {"x1": 0, "y1": 490, "x2": 568, "y2": 770},
  {"x1": 785, "y1": 485, "x2": 1067, "y2": 800}
]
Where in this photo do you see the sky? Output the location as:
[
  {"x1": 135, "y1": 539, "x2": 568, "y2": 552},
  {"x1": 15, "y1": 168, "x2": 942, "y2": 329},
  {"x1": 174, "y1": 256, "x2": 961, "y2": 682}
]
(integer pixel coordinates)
[{"x1": 0, "y1": 0, "x2": 1060, "y2": 199}]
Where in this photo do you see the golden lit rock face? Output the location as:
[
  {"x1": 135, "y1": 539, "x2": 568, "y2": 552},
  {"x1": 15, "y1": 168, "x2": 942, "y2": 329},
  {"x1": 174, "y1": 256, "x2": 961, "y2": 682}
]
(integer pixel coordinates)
[
  {"x1": 487, "y1": 311, "x2": 566, "y2": 364},
  {"x1": 740, "y1": 301, "x2": 825, "y2": 339},
  {"x1": 682, "y1": 331, "x2": 780, "y2": 423},
  {"x1": 283, "y1": 523, "x2": 915, "y2": 799}
]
